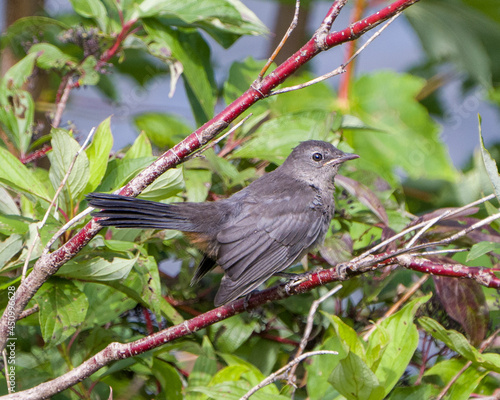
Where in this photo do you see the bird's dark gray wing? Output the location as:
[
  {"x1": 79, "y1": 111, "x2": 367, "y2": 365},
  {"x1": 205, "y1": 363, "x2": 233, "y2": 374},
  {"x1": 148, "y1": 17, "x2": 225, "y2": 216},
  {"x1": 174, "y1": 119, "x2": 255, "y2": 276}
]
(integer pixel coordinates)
[{"x1": 213, "y1": 195, "x2": 329, "y2": 305}]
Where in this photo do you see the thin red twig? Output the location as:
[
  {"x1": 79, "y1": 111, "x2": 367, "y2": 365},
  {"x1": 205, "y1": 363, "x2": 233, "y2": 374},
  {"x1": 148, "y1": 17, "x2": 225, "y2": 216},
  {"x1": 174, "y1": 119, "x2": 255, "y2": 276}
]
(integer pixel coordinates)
[{"x1": 20, "y1": 145, "x2": 52, "y2": 164}]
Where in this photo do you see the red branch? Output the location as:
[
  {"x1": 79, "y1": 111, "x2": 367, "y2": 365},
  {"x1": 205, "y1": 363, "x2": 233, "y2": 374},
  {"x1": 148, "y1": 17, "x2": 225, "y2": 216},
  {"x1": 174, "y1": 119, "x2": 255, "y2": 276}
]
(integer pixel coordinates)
[
  {"x1": 20, "y1": 144, "x2": 52, "y2": 164},
  {"x1": 0, "y1": 0, "x2": 421, "y2": 353},
  {"x1": 6, "y1": 249, "x2": 500, "y2": 399},
  {"x1": 396, "y1": 255, "x2": 500, "y2": 288},
  {"x1": 98, "y1": 18, "x2": 137, "y2": 66}
]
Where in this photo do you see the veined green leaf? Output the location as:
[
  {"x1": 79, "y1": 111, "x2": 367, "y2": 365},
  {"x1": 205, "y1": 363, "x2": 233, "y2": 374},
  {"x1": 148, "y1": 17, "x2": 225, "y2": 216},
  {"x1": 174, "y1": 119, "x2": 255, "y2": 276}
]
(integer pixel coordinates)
[
  {"x1": 0, "y1": 147, "x2": 50, "y2": 202},
  {"x1": 36, "y1": 280, "x2": 89, "y2": 347},
  {"x1": 123, "y1": 131, "x2": 153, "y2": 160},
  {"x1": 85, "y1": 117, "x2": 113, "y2": 192},
  {"x1": 57, "y1": 255, "x2": 137, "y2": 281},
  {"x1": 133, "y1": 112, "x2": 191, "y2": 149},
  {"x1": 329, "y1": 352, "x2": 385, "y2": 400},
  {"x1": 419, "y1": 317, "x2": 500, "y2": 373},
  {"x1": 143, "y1": 21, "x2": 216, "y2": 125},
  {"x1": 48, "y1": 128, "x2": 90, "y2": 208},
  {"x1": 467, "y1": 241, "x2": 500, "y2": 262},
  {"x1": 69, "y1": 0, "x2": 108, "y2": 30},
  {"x1": 28, "y1": 43, "x2": 77, "y2": 71},
  {"x1": 478, "y1": 115, "x2": 500, "y2": 203}
]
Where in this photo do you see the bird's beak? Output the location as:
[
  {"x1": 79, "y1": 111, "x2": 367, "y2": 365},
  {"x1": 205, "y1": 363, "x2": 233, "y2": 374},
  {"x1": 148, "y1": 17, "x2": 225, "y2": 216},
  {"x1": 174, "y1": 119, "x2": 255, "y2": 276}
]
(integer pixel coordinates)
[{"x1": 325, "y1": 152, "x2": 359, "y2": 166}]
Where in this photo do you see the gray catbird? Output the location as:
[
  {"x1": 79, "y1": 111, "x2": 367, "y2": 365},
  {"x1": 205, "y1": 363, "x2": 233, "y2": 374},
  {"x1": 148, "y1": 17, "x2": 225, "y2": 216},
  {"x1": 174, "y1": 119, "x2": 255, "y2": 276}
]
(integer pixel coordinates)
[{"x1": 87, "y1": 140, "x2": 358, "y2": 305}]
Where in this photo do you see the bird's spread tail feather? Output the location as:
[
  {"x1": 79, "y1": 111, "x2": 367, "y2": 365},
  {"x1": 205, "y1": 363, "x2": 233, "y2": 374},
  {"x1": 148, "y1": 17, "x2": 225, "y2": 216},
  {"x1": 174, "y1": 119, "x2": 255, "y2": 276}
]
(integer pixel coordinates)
[{"x1": 87, "y1": 193, "x2": 196, "y2": 231}]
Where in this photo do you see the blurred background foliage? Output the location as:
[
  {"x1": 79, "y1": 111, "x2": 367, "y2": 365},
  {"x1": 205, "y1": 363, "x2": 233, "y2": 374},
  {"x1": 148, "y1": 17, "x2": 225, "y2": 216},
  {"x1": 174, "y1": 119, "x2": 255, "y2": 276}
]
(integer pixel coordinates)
[{"x1": 0, "y1": 0, "x2": 500, "y2": 399}]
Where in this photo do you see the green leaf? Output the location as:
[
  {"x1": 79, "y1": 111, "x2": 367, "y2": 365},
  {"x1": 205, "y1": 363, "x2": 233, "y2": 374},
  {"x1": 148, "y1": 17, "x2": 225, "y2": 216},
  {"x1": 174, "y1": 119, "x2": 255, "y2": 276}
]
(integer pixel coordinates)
[
  {"x1": 143, "y1": 21, "x2": 216, "y2": 125},
  {"x1": 0, "y1": 56, "x2": 36, "y2": 156},
  {"x1": 123, "y1": 131, "x2": 153, "y2": 160},
  {"x1": 152, "y1": 359, "x2": 183, "y2": 400},
  {"x1": 0, "y1": 187, "x2": 20, "y2": 215},
  {"x1": 140, "y1": 167, "x2": 184, "y2": 201},
  {"x1": 306, "y1": 334, "x2": 346, "y2": 399},
  {"x1": 97, "y1": 156, "x2": 155, "y2": 192},
  {"x1": 425, "y1": 358, "x2": 488, "y2": 400},
  {"x1": 0, "y1": 214, "x2": 30, "y2": 235},
  {"x1": 58, "y1": 256, "x2": 137, "y2": 281},
  {"x1": 322, "y1": 314, "x2": 365, "y2": 358},
  {"x1": 48, "y1": 128, "x2": 90, "y2": 207},
  {"x1": 85, "y1": 117, "x2": 113, "y2": 192},
  {"x1": 388, "y1": 385, "x2": 433, "y2": 400},
  {"x1": 187, "y1": 336, "x2": 217, "y2": 400},
  {"x1": 1, "y1": 51, "x2": 38, "y2": 88},
  {"x1": 348, "y1": 72, "x2": 456, "y2": 183},
  {"x1": 365, "y1": 325, "x2": 390, "y2": 371},
  {"x1": 36, "y1": 280, "x2": 89, "y2": 347},
  {"x1": 81, "y1": 282, "x2": 137, "y2": 327},
  {"x1": 374, "y1": 295, "x2": 430, "y2": 394},
  {"x1": 0, "y1": 234, "x2": 23, "y2": 269},
  {"x1": 0, "y1": 147, "x2": 50, "y2": 202},
  {"x1": 78, "y1": 55, "x2": 100, "y2": 86},
  {"x1": 223, "y1": 58, "x2": 270, "y2": 113},
  {"x1": 28, "y1": 43, "x2": 77, "y2": 70},
  {"x1": 232, "y1": 110, "x2": 335, "y2": 164},
  {"x1": 329, "y1": 352, "x2": 385, "y2": 400},
  {"x1": 133, "y1": 112, "x2": 192, "y2": 149},
  {"x1": 1, "y1": 16, "x2": 69, "y2": 52},
  {"x1": 184, "y1": 169, "x2": 212, "y2": 202},
  {"x1": 191, "y1": 382, "x2": 287, "y2": 400},
  {"x1": 467, "y1": 241, "x2": 500, "y2": 262},
  {"x1": 69, "y1": 0, "x2": 108, "y2": 29},
  {"x1": 135, "y1": 257, "x2": 166, "y2": 323},
  {"x1": 406, "y1": 0, "x2": 493, "y2": 86},
  {"x1": 135, "y1": 0, "x2": 267, "y2": 48},
  {"x1": 478, "y1": 115, "x2": 500, "y2": 203},
  {"x1": 213, "y1": 354, "x2": 281, "y2": 396},
  {"x1": 419, "y1": 317, "x2": 500, "y2": 373},
  {"x1": 209, "y1": 315, "x2": 259, "y2": 353},
  {"x1": 106, "y1": 268, "x2": 184, "y2": 325}
]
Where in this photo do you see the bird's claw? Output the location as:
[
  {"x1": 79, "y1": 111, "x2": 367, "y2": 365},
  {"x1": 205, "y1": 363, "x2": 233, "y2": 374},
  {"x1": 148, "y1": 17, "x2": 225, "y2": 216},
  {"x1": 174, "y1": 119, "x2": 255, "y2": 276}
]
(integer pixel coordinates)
[{"x1": 336, "y1": 263, "x2": 350, "y2": 280}]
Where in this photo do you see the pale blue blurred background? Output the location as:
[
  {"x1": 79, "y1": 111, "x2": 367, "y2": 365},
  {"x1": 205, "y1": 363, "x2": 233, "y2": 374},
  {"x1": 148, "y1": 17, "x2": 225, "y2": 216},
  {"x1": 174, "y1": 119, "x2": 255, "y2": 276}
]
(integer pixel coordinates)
[{"x1": 1, "y1": 0, "x2": 498, "y2": 167}]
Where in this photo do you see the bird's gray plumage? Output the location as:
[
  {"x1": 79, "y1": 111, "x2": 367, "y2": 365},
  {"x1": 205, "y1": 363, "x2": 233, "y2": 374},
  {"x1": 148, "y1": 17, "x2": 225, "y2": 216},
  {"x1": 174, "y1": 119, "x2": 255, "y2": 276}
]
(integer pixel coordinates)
[{"x1": 87, "y1": 140, "x2": 358, "y2": 306}]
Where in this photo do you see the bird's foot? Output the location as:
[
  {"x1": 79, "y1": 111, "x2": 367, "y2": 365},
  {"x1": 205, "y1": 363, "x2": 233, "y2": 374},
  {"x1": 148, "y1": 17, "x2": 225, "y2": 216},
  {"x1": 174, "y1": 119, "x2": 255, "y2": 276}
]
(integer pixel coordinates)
[
  {"x1": 336, "y1": 263, "x2": 352, "y2": 280},
  {"x1": 282, "y1": 267, "x2": 323, "y2": 293}
]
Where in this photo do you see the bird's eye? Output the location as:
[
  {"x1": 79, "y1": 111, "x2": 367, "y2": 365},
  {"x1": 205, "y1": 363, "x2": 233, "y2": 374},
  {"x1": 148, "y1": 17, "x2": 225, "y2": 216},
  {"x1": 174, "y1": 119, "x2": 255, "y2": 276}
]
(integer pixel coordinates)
[{"x1": 312, "y1": 152, "x2": 323, "y2": 162}]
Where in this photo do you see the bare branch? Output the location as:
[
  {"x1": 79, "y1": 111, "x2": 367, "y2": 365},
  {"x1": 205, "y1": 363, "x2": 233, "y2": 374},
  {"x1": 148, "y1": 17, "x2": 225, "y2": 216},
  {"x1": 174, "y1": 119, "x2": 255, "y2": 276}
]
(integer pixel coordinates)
[
  {"x1": 287, "y1": 285, "x2": 342, "y2": 389},
  {"x1": 257, "y1": 0, "x2": 301, "y2": 79},
  {"x1": 52, "y1": 76, "x2": 74, "y2": 129},
  {"x1": 270, "y1": 12, "x2": 401, "y2": 96},
  {"x1": 405, "y1": 209, "x2": 452, "y2": 249},
  {"x1": 352, "y1": 194, "x2": 497, "y2": 263},
  {"x1": 239, "y1": 350, "x2": 338, "y2": 400},
  {"x1": 183, "y1": 114, "x2": 252, "y2": 162},
  {"x1": 42, "y1": 207, "x2": 94, "y2": 256}
]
